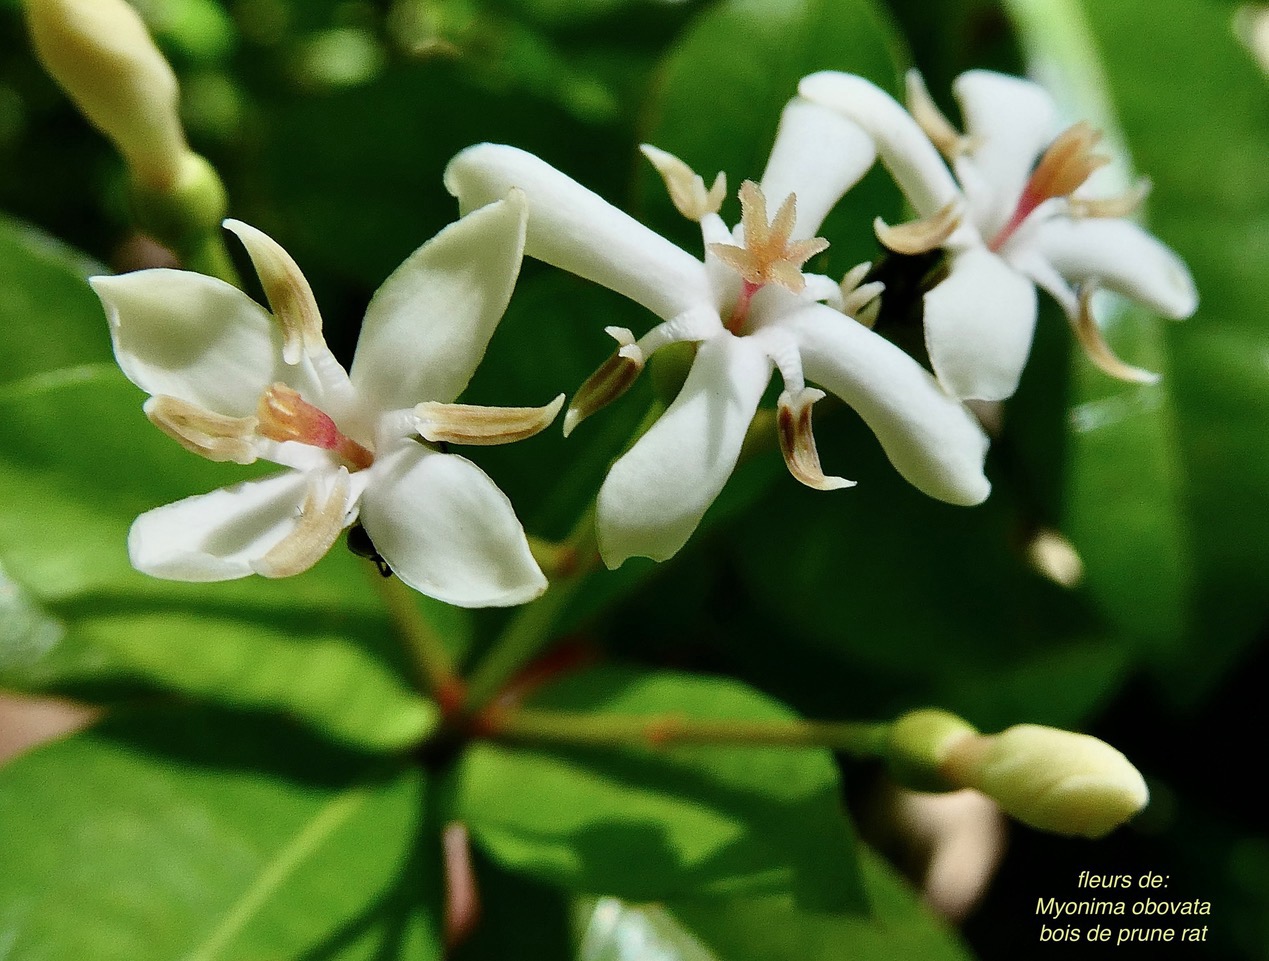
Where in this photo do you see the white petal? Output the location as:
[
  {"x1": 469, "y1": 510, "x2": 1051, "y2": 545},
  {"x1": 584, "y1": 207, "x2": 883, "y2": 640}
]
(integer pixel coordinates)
[
  {"x1": 444, "y1": 144, "x2": 713, "y2": 321},
  {"x1": 952, "y1": 70, "x2": 1057, "y2": 237},
  {"x1": 91, "y1": 270, "x2": 328, "y2": 417},
  {"x1": 359, "y1": 441, "x2": 546, "y2": 608},
  {"x1": 799, "y1": 72, "x2": 962, "y2": 219},
  {"x1": 781, "y1": 302, "x2": 991, "y2": 505},
  {"x1": 596, "y1": 333, "x2": 771, "y2": 567},
  {"x1": 1024, "y1": 217, "x2": 1198, "y2": 319},
  {"x1": 924, "y1": 248, "x2": 1038, "y2": 401},
  {"x1": 759, "y1": 97, "x2": 877, "y2": 240},
  {"x1": 128, "y1": 470, "x2": 341, "y2": 581},
  {"x1": 350, "y1": 193, "x2": 527, "y2": 411}
]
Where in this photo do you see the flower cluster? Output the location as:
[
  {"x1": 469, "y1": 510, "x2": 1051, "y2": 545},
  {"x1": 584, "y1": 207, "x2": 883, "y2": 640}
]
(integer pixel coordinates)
[{"x1": 97, "y1": 68, "x2": 1195, "y2": 596}]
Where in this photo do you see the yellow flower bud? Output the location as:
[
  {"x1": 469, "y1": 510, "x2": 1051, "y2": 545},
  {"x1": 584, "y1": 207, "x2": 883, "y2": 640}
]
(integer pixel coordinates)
[
  {"x1": 944, "y1": 724, "x2": 1149, "y2": 839},
  {"x1": 26, "y1": 0, "x2": 190, "y2": 190}
]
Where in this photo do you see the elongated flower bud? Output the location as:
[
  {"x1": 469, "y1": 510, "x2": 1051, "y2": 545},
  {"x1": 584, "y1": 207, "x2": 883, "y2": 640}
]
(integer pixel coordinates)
[
  {"x1": 945, "y1": 724, "x2": 1149, "y2": 840},
  {"x1": 26, "y1": 0, "x2": 190, "y2": 191},
  {"x1": 886, "y1": 709, "x2": 1148, "y2": 838}
]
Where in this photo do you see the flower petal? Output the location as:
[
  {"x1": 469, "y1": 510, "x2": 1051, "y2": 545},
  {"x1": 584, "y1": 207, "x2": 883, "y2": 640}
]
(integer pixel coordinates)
[
  {"x1": 1024, "y1": 217, "x2": 1198, "y2": 319},
  {"x1": 359, "y1": 441, "x2": 546, "y2": 608},
  {"x1": 350, "y1": 193, "x2": 528, "y2": 411},
  {"x1": 128, "y1": 469, "x2": 348, "y2": 581},
  {"x1": 951, "y1": 70, "x2": 1058, "y2": 237},
  {"x1": 799, "y1": 72, "x2": 962, "y2": 219},
  {"x1": 759, "y1": 97, "x2": 876, "y2": 240},
  {"x1": 924, "y1": 248, "x2": 1038, "y2": 401},
  {"x1": 445, "y1": 144, "x2": 713, "y2": 321},
  {"x1": 91, "y1": 270, "x2": 326, "y2": 416},
  {"x1": 596, "y1": 333, "x2": 771, "y2": 567},
  {"x1": 781, "y1": 302, "x2": 991, "y2": 505}
]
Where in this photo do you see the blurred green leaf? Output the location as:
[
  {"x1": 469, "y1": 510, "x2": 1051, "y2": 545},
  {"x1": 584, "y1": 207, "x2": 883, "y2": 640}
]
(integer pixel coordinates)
[
  {"x1": 451, "y1": 666, "x2": 866, "y2": 910},
  {"x1": 0, "y1": 217, "x2": 110, "y2": 385},
  {"x1": 0, "y1": 219, "x2": 443, "y2": 751},
  {"x1": 727, "y1": 427, "x2": 1127, "y2": 732},
  {"x1": 0, "y1": 706, "x2": 439, "y2": 960},
  {"x1": 639, "y1": 0, "x2": 908, "y2": 264},
  {"x1": 452, "y1": 851, "x2": 576, "y2": 961},
  {"x1": 1010, "y1": 0, "x2": 1269, "y2": 699},
  {"x1": 671, "y1": 848, "x2": 975, "y2": 961}
]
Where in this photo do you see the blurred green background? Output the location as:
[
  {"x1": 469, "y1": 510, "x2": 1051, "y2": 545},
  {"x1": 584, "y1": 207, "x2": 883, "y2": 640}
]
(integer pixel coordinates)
[{"x1": 0, "y1": 0, "x2": 1266, "y2": 958}]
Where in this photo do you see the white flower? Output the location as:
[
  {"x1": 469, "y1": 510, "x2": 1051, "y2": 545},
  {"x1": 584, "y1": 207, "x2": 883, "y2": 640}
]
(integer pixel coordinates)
[
  {"x1": 444, "y1": 98, "x2": 991, "y2": 569},
  {"x1": 800, "y1": 69, "x2": 1198, "y2": 401},
  {"x1": 92, "y1": 193, "x2": 560, "y2": 607}
]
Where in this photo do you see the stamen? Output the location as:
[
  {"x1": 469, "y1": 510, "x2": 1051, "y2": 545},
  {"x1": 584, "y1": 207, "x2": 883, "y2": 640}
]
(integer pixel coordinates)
[
  {"x1": 708, "y1": 181, "x2": 829, "y2": 297},
  {"x1": 991, "y1": 122, "x2": 1111, "y2": 251},
  {"x1": 640, "y1": 145, "x2": 727, "y2": 222},
  {"x1": 253, "y1": 471, "x2": 350, "y2": 578},
  {"x1": 1029, "y1": 122, "x2": 1110, "y2": 202},
  {"x1": 856, "y1": 297, "x2": 882, "y2": 329},
  {"x1": 874, "y1": 200, "x2": 963, "y2": 255},
  {"x1": 145, "y1": 396, "x2": 259, "y2": 465},
  {"x1": 1071, "y1": 284, "x2": 1160, "y2": 385},
  {"x1": 838, "y1": 261, "x2": 885, "y2": 324},
  {"x1": 224, "y1": 219, "x2": 325, "y2": 365},
  {"x1": 563, "y1": 327, "x2": 646, "y2": 437},
  {"x1": 776, "y1": 388, "x2": 855, "y2": 491},
  {"x1": 1069, "y1": 178, "x2": 1151, "y2": 219},
  {"x1": 415, "y1": 394, "x2": 565, "y2": 446},
  {"x1": 257, "y1": 383, "x2": 375, "y2": 469},
  {"x1": 906, "y1": 71, "x2": 972, "y2": 159}
]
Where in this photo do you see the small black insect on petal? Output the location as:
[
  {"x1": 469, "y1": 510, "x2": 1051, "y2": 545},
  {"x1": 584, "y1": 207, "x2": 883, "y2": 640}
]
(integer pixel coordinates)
[{"x1": 346, "y1": 522, "x2": 393, "y2": 578}]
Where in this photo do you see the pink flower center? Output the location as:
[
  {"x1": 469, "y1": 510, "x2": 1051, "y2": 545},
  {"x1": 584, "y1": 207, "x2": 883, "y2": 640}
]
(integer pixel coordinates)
[
  {"x1": 257, "y1": 383, "x2": 374, "y2": 471},
  {"x1": 990, "y1": 121, "x2": 1109, "y2": 252}
]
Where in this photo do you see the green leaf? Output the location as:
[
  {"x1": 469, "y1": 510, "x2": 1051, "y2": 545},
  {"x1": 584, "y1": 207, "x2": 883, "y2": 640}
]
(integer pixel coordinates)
[
  {"x1": 0, "y1": 220, "x2": 442, "y2": 751},
  {"x1": 0, "y1": 217, "x2": 112, "y2": 385},
  {"x1": 450, "y1": 667, "x2": 865, "y2": 911},
  {"x1": 1009, "y1": 0, "x2": 1269, "y2": 698},
  {"x1": 671, "y1": 848, "x2": 975, "y2": 961},
  {"x1": 728, "y1": 430, "x2": 1127, "y2": 732},
  {"x1": 639, "y1": 0, "x2": 909, "y2": 266},
  {"x1": 0, "y1": 706, "x2": 440, "y2": 960}
]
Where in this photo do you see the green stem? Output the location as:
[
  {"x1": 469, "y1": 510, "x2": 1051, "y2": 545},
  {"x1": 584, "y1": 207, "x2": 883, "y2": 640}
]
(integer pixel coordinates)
[
  {"x1": 462, "y1": 400, "x2": 665, "y2": 710},
  {"x1": 487, "y1": 706, "x2": 892, "y2": 757},
  {"x1": 372, "y1": 569, "x2": 464, "y2": 708},
  {"x1": 462, "y1": 500, "x2": 599, "y2": 709},
  {"x1": 181, "y1": 231, "x2": 241, "y2": 287}
]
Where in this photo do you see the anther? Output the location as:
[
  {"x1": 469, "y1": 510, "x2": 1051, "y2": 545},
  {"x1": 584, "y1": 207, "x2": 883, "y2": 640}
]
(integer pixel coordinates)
[
  {"x1": 224, "y1": 219, "x2": 325, "y2": 365},
  {"x1": 145, "y1": 395, "x2": 259, "y2": 465},
  {"x1": 777, "y1": 388, "x2": 855, "y2": 491},
  {"x1": 253, "y1": 471, "x2": 350, "y2": 578},
  {"x1": 838, "y1": 261, "x2": 885, "y2": 325},
  {"x1": 641, "y1": 145, "x2": 727, "y2": 222},
  {"x1": 906, "y1": 71, "x2": 973, "y2": 159},
  {"x1": 1069, "y1": 178, "x2": 1151, "y2": 220},
  {"x1": 564, "y1": 327, "x2": 646, "y2": 437},
  {"x1": 415, "y1": 394, "x2": 565, "y2": 446},
  {"x1": 1071, "y1": 284, "x2": 1160, "y2": 385},
  {"x1": 874, "y1": 200, "x2": 963, "y2": 255}
]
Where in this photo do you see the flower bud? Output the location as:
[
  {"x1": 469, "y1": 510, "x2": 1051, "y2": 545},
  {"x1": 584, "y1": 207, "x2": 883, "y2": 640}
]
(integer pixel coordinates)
[
  {"x1": 942, "y1": 724, "x2": 1149, "y2": 839},
  {"x1": 26, "y1": 0, "x2": 190, "y2": 191}
]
